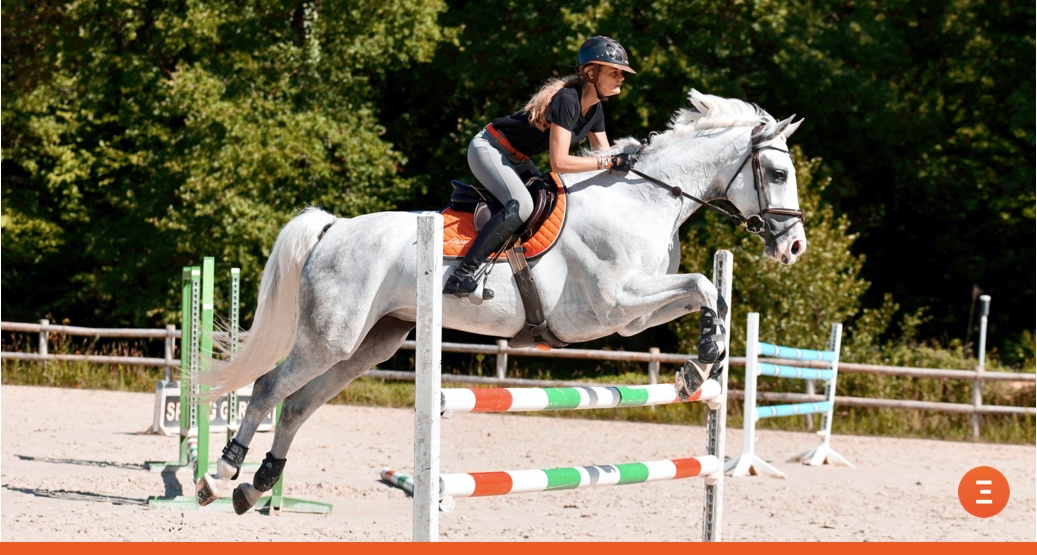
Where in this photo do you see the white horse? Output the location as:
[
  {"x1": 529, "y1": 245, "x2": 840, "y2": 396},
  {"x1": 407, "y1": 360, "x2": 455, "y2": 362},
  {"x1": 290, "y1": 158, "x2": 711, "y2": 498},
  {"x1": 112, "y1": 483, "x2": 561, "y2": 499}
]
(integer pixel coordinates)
[{"x1": 195, "y1": 89, "x2": 806, "y2": 513}]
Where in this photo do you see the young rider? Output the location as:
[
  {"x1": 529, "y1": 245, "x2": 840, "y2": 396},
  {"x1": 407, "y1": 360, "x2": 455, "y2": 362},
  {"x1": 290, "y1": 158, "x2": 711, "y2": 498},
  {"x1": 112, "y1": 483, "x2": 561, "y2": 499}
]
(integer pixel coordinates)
[{"x1": 443, "y1": 35, "x2": 638, "y2": 297}]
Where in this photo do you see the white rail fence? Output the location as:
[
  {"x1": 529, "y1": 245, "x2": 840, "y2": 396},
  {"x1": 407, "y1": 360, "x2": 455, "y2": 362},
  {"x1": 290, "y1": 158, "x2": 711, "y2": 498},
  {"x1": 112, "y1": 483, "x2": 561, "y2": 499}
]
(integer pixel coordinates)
[{"x1": 3, "y1": 319, "x2": 1035, "y2": 433}]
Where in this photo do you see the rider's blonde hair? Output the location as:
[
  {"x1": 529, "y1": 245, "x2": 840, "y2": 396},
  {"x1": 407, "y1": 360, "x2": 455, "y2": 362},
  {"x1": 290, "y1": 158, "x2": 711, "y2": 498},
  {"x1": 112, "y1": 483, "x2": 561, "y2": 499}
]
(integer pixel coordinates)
[{"x1": 523, "y1": 65, "x2": 598, "y2": 131}]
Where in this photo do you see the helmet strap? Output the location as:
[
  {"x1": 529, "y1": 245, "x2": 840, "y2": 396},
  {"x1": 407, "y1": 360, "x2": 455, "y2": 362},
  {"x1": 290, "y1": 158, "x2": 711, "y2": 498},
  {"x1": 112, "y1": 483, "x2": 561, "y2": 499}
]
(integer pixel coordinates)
[{"x1": 581, "y1": 65, "x2": 603, "y2": 102}]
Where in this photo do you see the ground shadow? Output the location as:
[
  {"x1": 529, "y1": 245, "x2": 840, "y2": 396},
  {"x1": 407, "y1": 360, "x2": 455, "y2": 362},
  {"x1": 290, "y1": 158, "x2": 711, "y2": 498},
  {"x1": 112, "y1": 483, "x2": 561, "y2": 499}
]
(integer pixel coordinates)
[
  {"x1": 16, "y1": 454, "x2": 145, "y2": 470},
  {"x1": 2, "y1": 484, "x2": 147, "y2": 506}
]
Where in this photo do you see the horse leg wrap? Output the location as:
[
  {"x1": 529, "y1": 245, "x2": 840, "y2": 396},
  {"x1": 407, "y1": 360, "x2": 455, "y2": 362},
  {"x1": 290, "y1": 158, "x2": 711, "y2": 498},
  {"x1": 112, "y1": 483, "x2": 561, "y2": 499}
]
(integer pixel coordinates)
[
  {"x1": 253, "y1": 452, "x2": 287, "y2": 492},
  {"x1": 220, "y1": 438, "x2": 249, "y2": 480},
  {"x1": 697, "y1": 306, "x2": 727, "y2": 364}
]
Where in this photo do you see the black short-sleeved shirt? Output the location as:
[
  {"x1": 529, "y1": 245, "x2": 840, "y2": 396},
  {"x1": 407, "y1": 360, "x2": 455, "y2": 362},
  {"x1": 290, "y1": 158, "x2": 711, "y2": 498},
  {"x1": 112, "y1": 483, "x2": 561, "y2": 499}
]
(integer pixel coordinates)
[{"x1": 489, "y1": 86, "x2": 605, "y2": 156}]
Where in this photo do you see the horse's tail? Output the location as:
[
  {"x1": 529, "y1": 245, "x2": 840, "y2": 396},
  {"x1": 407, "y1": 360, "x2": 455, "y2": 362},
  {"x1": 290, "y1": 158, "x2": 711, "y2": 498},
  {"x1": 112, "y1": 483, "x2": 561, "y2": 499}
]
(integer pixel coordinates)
[{"x1": 197, "y1": 206, "x2": 337, "y2": 401}]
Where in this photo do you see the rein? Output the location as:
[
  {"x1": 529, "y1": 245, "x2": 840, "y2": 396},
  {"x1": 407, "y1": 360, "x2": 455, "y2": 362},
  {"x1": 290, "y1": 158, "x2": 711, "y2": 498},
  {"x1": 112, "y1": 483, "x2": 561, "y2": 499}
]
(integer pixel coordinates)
[{"x1": 630, "y1": 127, "x2": 804, "y2": 238}]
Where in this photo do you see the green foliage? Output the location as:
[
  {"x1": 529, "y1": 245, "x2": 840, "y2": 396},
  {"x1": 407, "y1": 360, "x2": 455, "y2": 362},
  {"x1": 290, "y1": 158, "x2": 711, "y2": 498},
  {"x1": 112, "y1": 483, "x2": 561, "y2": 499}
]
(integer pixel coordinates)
[
  {"x1": 382, "y1": 0, "x2": 1034, "y2": 353},
  {"x1": 2, "y1": 0, "x2": 453, "y2": 326}
]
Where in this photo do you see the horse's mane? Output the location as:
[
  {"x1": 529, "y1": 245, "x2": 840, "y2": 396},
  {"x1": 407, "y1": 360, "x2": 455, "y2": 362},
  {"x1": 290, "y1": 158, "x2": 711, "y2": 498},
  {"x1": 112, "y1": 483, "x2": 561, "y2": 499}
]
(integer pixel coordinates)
[{"x1": 602, "y1": 89, "x2": 779, "y2": 155}]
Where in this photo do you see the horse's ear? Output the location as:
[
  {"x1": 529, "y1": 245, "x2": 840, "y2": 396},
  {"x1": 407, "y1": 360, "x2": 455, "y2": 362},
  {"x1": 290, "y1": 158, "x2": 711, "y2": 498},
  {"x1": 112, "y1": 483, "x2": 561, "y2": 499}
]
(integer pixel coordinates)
[
  {"x1": 773, "y1": 116, "x2": 794, "y2": 136},
  {"x1": 780, "y1": 117, "x2": 804, "y2": 140}
]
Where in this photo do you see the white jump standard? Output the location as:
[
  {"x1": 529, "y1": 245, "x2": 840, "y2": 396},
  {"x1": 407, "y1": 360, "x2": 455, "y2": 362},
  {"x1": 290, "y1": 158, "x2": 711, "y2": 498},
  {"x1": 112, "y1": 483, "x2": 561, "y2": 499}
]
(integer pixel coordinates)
[
  {"x1": 399, "y1": 213, "x2": 732, "y2": 541},
  {"x1": 725, "y1": 312, "x2": 852, "y2": 479}
]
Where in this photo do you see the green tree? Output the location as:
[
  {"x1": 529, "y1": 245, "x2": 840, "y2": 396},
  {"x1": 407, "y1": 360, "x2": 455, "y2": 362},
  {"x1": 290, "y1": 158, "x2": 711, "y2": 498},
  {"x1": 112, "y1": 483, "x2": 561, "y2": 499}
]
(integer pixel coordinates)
[
  {"x1": 382, "y1": 0, "x2": 1033, "y2": 354},
  {"x1": 2, "y1": 0, "x2": 453, "y2": 326}
]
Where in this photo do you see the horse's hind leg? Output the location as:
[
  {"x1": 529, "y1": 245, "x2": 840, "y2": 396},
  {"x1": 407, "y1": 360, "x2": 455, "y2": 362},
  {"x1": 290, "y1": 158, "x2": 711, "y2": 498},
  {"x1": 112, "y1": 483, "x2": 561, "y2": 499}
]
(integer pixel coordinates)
[
  {"x1": 229, "y1": 317, "x2": 415, "y2": 514},
  {"x1": 196, "y1": 347, "x2": 338, "y2": 506}
]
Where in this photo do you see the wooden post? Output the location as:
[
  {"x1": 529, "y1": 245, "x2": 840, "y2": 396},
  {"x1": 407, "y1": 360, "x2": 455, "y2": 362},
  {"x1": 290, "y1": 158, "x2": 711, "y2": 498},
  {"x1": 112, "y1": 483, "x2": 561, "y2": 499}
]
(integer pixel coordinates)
[
  {"x1": 972, "y1": 295, "x2": 990, "y2": 440},
  {"x1": 496, "y1": 339, "x2": 508, "y2": 380},
  {"x1": 805, "y1": 380, "x2": 815, "y2": 430},
  {"x1": 648, "y1": 347, "x2": 660, "y2": 385},
  {"x1": 38, "y1": 318, "x2": 49, "y2": 367},
  {"x1": 164, "y1": 324, "x2": 175, "y2": 383}
]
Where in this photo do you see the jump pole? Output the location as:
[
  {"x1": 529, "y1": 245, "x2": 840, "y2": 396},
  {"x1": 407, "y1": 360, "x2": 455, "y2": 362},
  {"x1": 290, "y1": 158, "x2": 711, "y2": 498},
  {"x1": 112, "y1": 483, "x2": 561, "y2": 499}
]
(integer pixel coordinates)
[{"x1": 410, "y1": 212, "x2": 728, "y2": 540}]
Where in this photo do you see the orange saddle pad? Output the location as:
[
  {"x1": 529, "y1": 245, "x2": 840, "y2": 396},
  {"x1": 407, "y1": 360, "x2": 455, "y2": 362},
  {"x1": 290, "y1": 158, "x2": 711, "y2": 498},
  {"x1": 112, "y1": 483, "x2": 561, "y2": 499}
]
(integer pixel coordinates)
[{"x1": 441, "y1": 174, "x2": 568, "y2": 260}]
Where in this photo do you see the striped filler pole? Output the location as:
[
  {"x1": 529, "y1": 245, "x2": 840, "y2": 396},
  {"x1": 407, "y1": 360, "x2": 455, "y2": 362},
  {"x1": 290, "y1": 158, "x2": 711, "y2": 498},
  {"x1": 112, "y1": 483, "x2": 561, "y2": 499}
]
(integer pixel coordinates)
[
  {"x1": 382, "y1": 456, "x2": 720, "y2": 500},
  {"x1": 758, "y1": 342, "x2": 836, "y2": 362},
  {"x1": 380, "y1": 468, "x2": 453, "y2": 512},
  {"x1": 441, "y1": 456, "x2": 720, "y2": 498},
  {"x1": 757, "y1": 363, "x2": 835, "y2": 381},
  {"x1": 441, "y1": 380, "x2": 721, "y2": 415},
  {"x1": 755, "y1": 401, "x2": 833, "y2": 419},
  {"x1": 381, "y1": 467, "x2": 414, "y2": 495}
]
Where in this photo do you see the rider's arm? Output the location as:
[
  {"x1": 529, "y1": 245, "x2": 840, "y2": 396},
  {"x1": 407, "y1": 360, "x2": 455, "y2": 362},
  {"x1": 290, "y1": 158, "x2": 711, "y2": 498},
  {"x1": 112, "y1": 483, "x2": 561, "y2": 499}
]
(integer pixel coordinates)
[
  {"x1": 587, "y1": 131, "x2": 609, "y2": 150},
  {"x1": 549, "y1": 124, "x2": 610, "y2": 173}
]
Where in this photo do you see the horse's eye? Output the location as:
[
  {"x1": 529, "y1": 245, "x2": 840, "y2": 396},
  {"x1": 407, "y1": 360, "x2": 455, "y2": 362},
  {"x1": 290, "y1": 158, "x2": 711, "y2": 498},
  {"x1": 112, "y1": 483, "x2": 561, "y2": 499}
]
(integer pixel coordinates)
[{"x1": 772, "y1": 169, "x2": 787, "y2": 182}]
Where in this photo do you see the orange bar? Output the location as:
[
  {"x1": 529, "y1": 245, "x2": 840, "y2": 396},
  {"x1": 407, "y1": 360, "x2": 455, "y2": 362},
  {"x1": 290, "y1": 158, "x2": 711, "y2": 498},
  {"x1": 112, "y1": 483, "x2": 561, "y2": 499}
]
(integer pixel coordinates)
[{"x1": 470, "y1": 471, "x2": 514, "y2": 496}]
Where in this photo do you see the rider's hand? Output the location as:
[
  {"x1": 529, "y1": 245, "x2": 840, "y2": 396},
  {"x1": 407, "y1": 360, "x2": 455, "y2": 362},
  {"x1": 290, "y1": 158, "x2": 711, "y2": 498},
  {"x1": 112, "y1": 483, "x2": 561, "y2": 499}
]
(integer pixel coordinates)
[{"x1": 610, "y1": 153, "x2": 637, "y2": 173}]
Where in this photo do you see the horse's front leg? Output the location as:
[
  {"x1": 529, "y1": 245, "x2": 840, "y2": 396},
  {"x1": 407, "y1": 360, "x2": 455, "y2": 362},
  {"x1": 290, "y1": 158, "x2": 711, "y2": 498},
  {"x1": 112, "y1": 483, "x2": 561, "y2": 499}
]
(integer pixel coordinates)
[{"x1": 612, "y1": 272, "x2": 727, "y2": 397}]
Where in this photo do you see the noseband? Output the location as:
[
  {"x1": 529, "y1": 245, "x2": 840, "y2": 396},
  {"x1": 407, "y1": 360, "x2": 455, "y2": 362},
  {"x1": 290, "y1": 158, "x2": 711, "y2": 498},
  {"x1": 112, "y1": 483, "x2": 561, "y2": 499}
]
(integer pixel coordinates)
[{"x1": 631, "y1": 127, "x2": 805, "y2": 238}]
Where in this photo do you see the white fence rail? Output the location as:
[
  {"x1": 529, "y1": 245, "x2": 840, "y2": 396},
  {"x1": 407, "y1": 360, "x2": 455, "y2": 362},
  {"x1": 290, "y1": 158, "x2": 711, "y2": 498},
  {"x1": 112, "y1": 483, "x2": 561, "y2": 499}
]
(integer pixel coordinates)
[{"x1": 3, "y1": 319, "x2": 1035, "y2": 428}]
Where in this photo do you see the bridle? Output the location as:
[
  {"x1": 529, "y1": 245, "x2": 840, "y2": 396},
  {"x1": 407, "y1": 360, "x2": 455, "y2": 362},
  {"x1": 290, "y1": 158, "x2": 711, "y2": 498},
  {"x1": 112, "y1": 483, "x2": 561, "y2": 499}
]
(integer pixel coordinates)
[{"x1": 630, "y1": 126, "x2": 805, "y2": 239}]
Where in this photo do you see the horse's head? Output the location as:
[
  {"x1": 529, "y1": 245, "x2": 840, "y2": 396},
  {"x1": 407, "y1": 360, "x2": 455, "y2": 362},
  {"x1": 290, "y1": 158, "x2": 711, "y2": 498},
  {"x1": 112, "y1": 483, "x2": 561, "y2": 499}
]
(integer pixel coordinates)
[
  {"x1": 726, "y1": 117, "x2": 807, "y2": 265},
  {"x1": 605, "y1": 89, "x2": 808, "y2": 265}
]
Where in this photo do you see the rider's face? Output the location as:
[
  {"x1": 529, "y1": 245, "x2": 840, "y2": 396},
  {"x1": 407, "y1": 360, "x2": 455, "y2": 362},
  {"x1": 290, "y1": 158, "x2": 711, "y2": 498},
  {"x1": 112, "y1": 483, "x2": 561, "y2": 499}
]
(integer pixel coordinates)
[{"x1": 595, "y1": 66, "x2": 626, "y2": 96}]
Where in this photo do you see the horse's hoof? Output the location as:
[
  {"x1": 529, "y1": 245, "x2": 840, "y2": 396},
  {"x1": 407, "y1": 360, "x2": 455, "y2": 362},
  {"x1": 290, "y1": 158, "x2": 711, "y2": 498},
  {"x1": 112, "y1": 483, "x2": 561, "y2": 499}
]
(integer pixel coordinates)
[
  {"x1": 196, "y1": 474, "x2": 219, "y2": 506},
  {"x1": 232, "y1": 483, "x2": 262, "y2": 515},
  {"x1": 675, "y1": 360, "x2": 708, "y2": 402}
]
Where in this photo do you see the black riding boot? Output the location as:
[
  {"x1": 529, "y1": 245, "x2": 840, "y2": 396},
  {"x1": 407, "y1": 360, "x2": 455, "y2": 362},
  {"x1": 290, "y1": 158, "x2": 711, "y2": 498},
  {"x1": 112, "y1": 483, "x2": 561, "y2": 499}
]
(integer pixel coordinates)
[{"x1": 443, "y1": 200, "x2": 524, "y2": 297}]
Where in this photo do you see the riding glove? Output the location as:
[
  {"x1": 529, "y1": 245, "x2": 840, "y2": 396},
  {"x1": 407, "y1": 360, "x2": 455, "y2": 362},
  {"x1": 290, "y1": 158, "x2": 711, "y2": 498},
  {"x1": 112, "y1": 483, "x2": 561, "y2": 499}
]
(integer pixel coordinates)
[{"x1": 610, "y1": 153, "x2": 637, "y2": 172}]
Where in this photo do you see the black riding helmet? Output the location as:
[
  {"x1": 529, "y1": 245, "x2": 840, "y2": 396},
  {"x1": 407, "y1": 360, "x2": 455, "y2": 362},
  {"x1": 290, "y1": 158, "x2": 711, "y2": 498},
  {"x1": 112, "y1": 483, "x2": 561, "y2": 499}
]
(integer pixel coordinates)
[{"x1": 577, "y1": 35, "x2": 636, "y2": 74}]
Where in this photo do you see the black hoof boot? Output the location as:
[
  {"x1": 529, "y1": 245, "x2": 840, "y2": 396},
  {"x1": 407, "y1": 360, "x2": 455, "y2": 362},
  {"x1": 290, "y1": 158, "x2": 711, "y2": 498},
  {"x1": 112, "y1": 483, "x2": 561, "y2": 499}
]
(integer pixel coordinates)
[
  {"x1": 254, "y1": 452, "x2": 287, "y2": 492},
  {"x1": 221, "y1": 438, "x2": 248, "y2": 480},
  {"x1": 697, "y1": 306, "x2": 727, "y2": 364}
]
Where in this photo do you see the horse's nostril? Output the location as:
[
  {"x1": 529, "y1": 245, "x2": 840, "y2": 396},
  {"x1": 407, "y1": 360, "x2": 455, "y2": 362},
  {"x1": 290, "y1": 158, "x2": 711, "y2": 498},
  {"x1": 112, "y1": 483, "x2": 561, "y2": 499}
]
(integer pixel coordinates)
[{"x1": 791, "y1": 241, "x2": 802, "y2": 256}]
